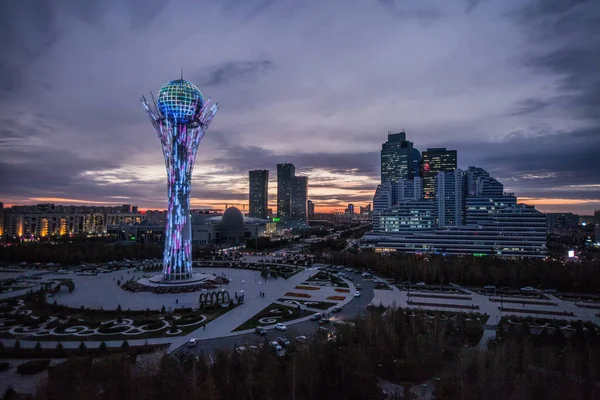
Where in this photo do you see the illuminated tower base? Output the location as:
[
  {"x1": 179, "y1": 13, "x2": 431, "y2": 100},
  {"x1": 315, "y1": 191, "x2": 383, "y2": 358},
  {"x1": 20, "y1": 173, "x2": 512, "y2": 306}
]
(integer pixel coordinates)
[{"x1": 141, "y1": 79, "x2": 218, "y2": 281}]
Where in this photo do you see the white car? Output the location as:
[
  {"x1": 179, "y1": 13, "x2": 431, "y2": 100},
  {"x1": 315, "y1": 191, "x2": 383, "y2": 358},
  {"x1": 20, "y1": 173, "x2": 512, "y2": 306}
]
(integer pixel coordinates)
[
  {"x1": 520, "y1": 286, "x2": 534, "y2": 292},
  {"x1": 275, "y1": 323, "x2": 287, "y2": 331},
  {"x1": 416, "y1": 282, "x2": 426, "y2": 287},
  {"x1": 354, "y1": 292, "x2": 361, "y2": 297},
  {"x1": 270, "y1": 341, "x2": 283, "y2": 352},
  {"x1": 187, "y1": 338, "x2": 197, "y2": 347}
]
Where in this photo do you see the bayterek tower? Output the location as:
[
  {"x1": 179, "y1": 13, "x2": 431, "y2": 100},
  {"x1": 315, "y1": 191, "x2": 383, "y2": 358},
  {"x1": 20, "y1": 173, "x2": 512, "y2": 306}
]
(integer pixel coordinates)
[{"x1": 141, "y1": 79, "x2": 219, "y2": 281}]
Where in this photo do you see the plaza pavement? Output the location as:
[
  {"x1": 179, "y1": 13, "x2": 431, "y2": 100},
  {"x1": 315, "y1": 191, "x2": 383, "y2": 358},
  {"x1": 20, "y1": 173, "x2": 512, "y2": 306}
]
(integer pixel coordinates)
[{"x1": 0, "y1": 264, "x2": 357, "y2": 352}]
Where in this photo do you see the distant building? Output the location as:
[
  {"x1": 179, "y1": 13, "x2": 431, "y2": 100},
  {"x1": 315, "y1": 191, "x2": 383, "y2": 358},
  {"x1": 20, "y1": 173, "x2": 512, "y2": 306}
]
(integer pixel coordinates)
[
  {"x1": 1, "y1": 203, "x2": 145, "y2": 237},
  {"x1": 347, "y1": 204, "x2": 355, "y2": 216},
  {"x1": 291, "y1": 176, "x2": 308, "y2": 224},
  {"x1": 307, "y1": 200, "x2": 315, "y2": 218},
  {"x1": 373, "y1": 182, "x2": 394, "y2": 212},
  {"x1": 277, "y1": 163, "x2": 295, "y2": 222},
  {"x1": 360, "y1": 204, "x2": 371, "y2": 215},
  {"x1": 363, "y1": 203, "x2": 547, "y2": 258},
  {"x1": 375, "y1": 200, "x2": 436, "y2": 232},
  {"x1": 395, "y1": 177, "x2": 423, "y2": 202},
  {"x1": 436, "y1": 169, "x2": 465, "y2": 227},
  {"x1": 381, "y1": 131, "x2": 416, "y2": 184},
  {"x1": 421, "y1": 148, "x2": 457, "y2": 199},
  {"x1": 249, "y1": 169, "x2": 269, "y2": 219},
  {"x1": 465, "y1": 196, "x2": 517, "y2": 225},
  {"x1": 546, "y1": 213, "x2": 580, "y2": 230}
]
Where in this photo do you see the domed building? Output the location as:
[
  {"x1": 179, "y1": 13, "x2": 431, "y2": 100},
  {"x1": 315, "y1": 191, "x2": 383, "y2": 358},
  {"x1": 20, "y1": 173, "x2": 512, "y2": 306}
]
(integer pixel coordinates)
[{"x1": 191, "y1": 207, "x2": 275, "y2": 245}]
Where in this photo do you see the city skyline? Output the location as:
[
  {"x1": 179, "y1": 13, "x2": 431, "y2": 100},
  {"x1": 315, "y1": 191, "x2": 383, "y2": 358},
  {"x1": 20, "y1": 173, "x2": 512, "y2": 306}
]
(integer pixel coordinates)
[{"x1": 1, "y1": 1, "x2": 599, "y2": 214}]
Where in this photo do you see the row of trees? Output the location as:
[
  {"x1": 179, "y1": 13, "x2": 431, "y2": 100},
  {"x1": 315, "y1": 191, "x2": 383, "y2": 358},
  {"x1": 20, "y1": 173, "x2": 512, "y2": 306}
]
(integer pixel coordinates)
[
  {"x1": 0, "y1": 243, "x2": 219, "y2": 265},
  {"x1": 319, "y1": 252, "x2": 600, "y2": 293},
  {"x1": 34, "y1": 307, "x2": 599, "y2": 399}
]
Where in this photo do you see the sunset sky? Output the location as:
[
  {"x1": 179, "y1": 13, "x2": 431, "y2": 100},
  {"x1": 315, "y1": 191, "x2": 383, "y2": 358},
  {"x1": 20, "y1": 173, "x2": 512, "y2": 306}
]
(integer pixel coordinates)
[{"x1": 1, "y1": 0, "x2": 599, "y2": 214}]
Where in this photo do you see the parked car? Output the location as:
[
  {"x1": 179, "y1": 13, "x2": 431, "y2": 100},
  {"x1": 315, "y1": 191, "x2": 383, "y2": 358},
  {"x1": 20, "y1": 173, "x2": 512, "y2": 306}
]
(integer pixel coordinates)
[
  {"x1": 187, "y1": 339, "x2": 197, "y2": 348},
  {"x1": 332, "y1": 306, "x2": 342, "y2": 313},
  {"x1": 310, "y1": 313, "x2": 322, "y2": 322},
  {"x1": 484, "y1": 285, "x2": 496, "y2": 290},
  {"x1": 545, "y1": 289, "x2": 558, "y2": 294},
  {"x1": 255, "y1": 326, "x2": 267, "y2": 336},
  {"x1": 354, "y1": 292, "x2": 361, "y2": 297},
  {"x1": 277, "y1": 337, "x2": 291, "y2": 347},
  {"x1": 248, "y1": 345, "x2": 259, "y2": 352},
  {"x1": 356, "y1": 284, "x2": 362, "y2": 290},
  {"x1": 319, "y1": 319, "x2": 331, "y2": 325},
  {"x1": 235, "y1": 346, "x2": 247, "y2": 354},
  {"x1": 270, "y1": 341, "x2": 283, "y2": 352},
  {"x1": 416, "y1": 282, "x2": 426, "y2": 287},
  {"x1": 295, "y1": 335, "x2": 308, "y2": 343},
  {"x1": 362, "y1": 272, "x2": 372, "y2": 278},
  {"x1": 346, "y1": 275, "x2": 354, "y2": 281},
  {"x1": 275, "y1": 323, "x2": 287, "y2": 331},
  {"x1": 520, "y1": 286, "x2": 534, "y2": 292}
]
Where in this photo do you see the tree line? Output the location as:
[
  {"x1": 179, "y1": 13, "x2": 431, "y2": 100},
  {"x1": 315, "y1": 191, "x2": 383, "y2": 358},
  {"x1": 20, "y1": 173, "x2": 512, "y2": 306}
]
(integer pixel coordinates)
[
  {"x1": 32, "y1": 307, "x2": 599, "y2": 400},
  {"x1": 320, "y1": 252, "x2": 600, "y2": 293}
]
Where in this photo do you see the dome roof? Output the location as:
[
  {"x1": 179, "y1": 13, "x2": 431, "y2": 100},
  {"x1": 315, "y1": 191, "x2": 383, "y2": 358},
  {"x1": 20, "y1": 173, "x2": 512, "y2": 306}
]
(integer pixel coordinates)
[
  {"x1": 221, "y1": 207, "x2": 244, "y2": 232},
  {"x1": 156, "y1": 79, "x2": 204, "y2": 124}
]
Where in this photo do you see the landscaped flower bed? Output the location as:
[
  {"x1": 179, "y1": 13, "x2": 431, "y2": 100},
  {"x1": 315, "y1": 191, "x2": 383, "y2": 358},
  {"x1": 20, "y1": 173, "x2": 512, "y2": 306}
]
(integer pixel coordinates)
[
  {"x1": 295, "y1": 286, "x2": 321, "y2": 291},
  {"x1": 284, "y1": 292, "x2": 312, "y2": 298},
  {"x1": 335, "y1": 288, "x2": 350, "y2": 293},
  {"x1": 327, "y1": 296, "x2": 346, "y2": 301}
]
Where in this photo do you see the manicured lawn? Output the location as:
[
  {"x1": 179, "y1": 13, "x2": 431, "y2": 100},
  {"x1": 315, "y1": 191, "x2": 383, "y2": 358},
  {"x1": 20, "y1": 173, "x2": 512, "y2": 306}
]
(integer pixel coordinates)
[
  {"x1": 276, "y1": 299, "x2": 337, "y2": 310},
  {"x1": 233, "y1": 303, "x2": 303, "y2": 332}
]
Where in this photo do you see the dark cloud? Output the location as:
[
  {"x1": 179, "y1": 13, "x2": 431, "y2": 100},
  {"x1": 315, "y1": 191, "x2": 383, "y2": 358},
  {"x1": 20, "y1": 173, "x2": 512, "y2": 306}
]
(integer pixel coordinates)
[
  {"x1": 197, "y1": 61, "x2": 274, "y2": 87},
  {"x1": 1, "y1": 0, "x2": 599, "y2": 213}
]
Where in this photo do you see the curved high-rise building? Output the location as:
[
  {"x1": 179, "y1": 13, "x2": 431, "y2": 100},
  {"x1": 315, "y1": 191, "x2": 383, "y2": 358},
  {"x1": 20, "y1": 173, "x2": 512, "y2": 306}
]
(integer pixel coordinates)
[{"x1": 141, "y1": 79, "x2": 219, "y2": 280}]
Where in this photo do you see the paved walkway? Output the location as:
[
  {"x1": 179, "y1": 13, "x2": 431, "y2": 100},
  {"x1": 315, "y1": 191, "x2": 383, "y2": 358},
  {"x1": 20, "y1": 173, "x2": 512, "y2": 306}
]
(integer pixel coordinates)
[{"x1": 165, "y1": 266, "x2": 357, "y2": 352}]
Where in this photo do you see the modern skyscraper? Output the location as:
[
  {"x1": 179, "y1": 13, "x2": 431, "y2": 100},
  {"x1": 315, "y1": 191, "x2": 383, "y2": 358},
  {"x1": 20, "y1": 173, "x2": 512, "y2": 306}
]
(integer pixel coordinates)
[
  {"x1": 307, "y1": 200, "x2": 315, "y2": 218},
  {"x1": 395, "y1": 177, "x2": 423, "y2": 202},
  {"x1": 436, "y1": 169, "x2": 466, "y2": 227},
  {"x1": 466, "y1": 166, "x2": 503, "y2": 197},
  {"x1": 421, "y1": 148, "x2": 457, "y2": 199},
  {"x1": 249, "y1": 170, "x2": 269, "y2": 219},
  {"x1": 291, "y1": 176, "x2": 308, "y2": 223},
  {"x1": 381, "y1": 132, "x2": 415, "y2": 184},
  {"x1": 277, "y1": 163, "x2": 295, "y2": 222},
  {"x1": 347, "y1": 204, "x2": 355, "y2": 217},
  {"x1": 141, "y1": 78, "x2": 219, "y2": 281}
]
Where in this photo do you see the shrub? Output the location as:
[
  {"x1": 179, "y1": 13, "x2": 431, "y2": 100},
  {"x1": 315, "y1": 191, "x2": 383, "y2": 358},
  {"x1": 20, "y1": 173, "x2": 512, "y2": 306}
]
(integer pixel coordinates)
[
  {"x1": 99, "y1": 341, "x2": 107, "y2": 352},
  {"x1": 295, "y1": 286, "x2": 321, "y2": 291},
  {"x1": 0, "y1": 362, "x2": 9, "y2": 372},
  {"x1": 78, "y1": 342, "x2": 87, "y2": 354},
  {"x1": 117, "y1": 304, "x2": 122, "y2": 312},
  {"x1": 13, "y1": 340, "x2": 20, "y2": 350},
  {"x1": 34, "y1": 342, "x2": 42, "y2": 352},
  {"x1": 16, "y1": 360, "x2": 51, "y2": 375},
  {"x1": 56, "y1": 343, "x2": 63, "y2": 350},
  {"x1": 121, "y1": 340, "x2": 129, "y2": 349},
  {"x1": 161, "y1": 305, "x2": 166, "y2": 313},
  {"x1": 169, "y1": 322, "x2": 178, "y2": 333},
  {"x1": 284, "y1": 292, "x2": 311, "y2": 298}
]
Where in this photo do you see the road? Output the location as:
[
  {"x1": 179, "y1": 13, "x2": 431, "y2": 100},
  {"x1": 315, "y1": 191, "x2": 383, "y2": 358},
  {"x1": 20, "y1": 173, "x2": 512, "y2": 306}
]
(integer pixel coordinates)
[{"x1": 174, "y1": 272, "x2": 375, "y2": 357}]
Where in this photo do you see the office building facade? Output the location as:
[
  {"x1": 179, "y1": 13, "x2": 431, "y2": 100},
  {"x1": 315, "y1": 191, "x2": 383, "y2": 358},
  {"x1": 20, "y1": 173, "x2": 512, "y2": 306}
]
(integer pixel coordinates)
[
  {"x1": 249, "y1": 169, "x2": 269, "y2": 219},
  {"x1": 421, "y1": 148, "x2": 457, "y2": 199},
  {"x1": 277, "y1": 163, "x2": 295, "y2": 222},
  {"x1": 307, "y1": 200, "x2": 315, "y2": 218},
  {"x1": 436, "y1": 169, "x2": 465, "y2": 227},
  {"x1": 291, "y1": 176, "x2": 308, "y2": 224},
  {"x1": 381, "y1": 132, "x2": 416, "y2": 184}
]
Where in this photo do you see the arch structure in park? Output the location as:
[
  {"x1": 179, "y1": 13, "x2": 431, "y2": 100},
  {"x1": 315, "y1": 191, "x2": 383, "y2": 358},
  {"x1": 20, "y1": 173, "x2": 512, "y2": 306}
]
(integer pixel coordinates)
[
  {"x1": 53, "y1": 279, "x2": 75, "y2": 293},
  {"x1": 199, "y1": 290, "x2": 231, "y2": 307}
]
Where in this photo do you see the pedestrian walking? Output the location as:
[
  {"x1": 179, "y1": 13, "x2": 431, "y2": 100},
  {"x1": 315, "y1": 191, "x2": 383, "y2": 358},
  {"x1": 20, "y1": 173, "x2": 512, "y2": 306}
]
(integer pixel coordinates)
[{"x1": 203, "y1": 324, "x2": 206, "y2": 331}]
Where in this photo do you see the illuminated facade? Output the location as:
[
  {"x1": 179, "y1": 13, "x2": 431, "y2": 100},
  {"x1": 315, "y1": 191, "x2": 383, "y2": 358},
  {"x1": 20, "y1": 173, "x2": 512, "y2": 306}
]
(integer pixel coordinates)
[
  {"x1": 141, "y1": 79, "x2": 218, "y2": 280},
  {"x1": 421, "y1": 148, "x2": 457, "y2": 199},
  {"x1": 381, "y1": 131, "x2": 416, "y2": 184}
]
